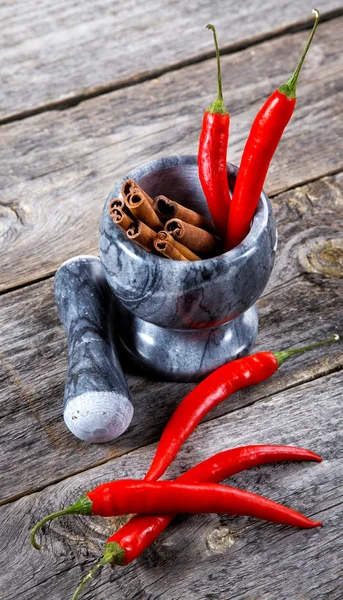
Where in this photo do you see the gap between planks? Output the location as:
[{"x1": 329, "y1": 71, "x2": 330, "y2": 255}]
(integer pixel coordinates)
[
  {"x1": 1, "y1": 356, "x2": 341, "y2": 508},
  {"x1": 0, "y1": 7, "x2": 342, "y2": 128}
]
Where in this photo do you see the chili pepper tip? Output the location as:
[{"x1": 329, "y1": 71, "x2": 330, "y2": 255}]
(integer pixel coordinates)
[{"x1": 311, "y1": 520, "x2": 322, "y2": 527}]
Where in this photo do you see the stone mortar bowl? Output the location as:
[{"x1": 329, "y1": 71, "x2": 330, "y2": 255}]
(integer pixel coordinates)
[{"x1": 99, "y1": 155, "x2": 277, "y2": 382}]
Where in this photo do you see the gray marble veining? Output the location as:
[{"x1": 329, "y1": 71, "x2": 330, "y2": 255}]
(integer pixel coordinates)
[
  {"x1": 118, "y1": 301, "x2": 258, "y2": 381},
  {"x1": 54, "y1": 255, "x2": 133, "y2": 442},
  {"x1": 99, "y1": 156, "x2": 277, "y2": 381}
]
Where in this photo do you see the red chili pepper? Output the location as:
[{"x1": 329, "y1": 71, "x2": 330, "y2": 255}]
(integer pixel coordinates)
[
  {"x1": 31, "y1": 477, "x2": 321, "y2": 555},
  {"x1": 198, "y1": 24, "x2": 231, "y2": 240},
  {"x1": 144, "y1": 334, "x2": 337, "y2": 482},
  {"x1": 70, "y1": 445, "x2": 321, "y2": 599},
  {"x1": 89, "y1": 481, "x2": 321, "y2": 527},
  {"x1": 225, "y1": 9, "x2": 320, "y2": 251}
]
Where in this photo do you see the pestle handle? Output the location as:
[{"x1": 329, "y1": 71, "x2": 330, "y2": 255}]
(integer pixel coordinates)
[{"x1": 54, "y1": 255, "x2": 133, "y2": 443}]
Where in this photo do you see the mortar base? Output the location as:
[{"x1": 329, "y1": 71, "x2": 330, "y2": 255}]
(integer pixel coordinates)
[{"x1": 116, "y1": 304, "x2": 258, "y2": 382}]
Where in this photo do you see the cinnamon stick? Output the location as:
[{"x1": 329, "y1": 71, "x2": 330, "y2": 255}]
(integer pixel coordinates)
[
  {"x1": 109, "y1": 197, "x2": 125, "y2": 215},
  {"x1": 121, "y1": 179, "x2": 154, "y2": 206},
  {"x1": 155, "y1": 231, "x2": 200, "y2": 261},
  {"x1": 121, "y1": 179, "x2": 137, "y2": 204},
  {"x1": 154, "y1": 237, "x2": 188, "y2": 261},
  {"x1": 111, "y1": 208, "x2": 132, "y2": 232},
  {"x1": 154, "y1": 195, "x2": 216, "y2": 233},
  {"x1": 125, "y1": 188, "x2": 163, "y2": 231},
  {"x1": 165, "y1": 218, "x2": 221, "y2": 256},
  {"x1": 126, "y1": 220, "x2": 157, "y2": 253}
]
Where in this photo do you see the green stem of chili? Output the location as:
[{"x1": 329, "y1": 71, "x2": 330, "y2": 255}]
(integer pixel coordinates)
[
  {"x1": 279, "y1": 8, "x2": 320, "y2": 99},
  {"x1": 71, "y1": 559, "x2": 108, "y2": 600},
  {"x1": 206, "y1": 24, "x2": 227, "y2": 115},
  {"x1": 274, "y1": 334, "x2": 339, "y2": 366},
  {"x1": 71, "y1": 543, "x2": 125, "y2": 600},
  {"x1": 30, "y1": 495, "x2": 93, "y2": 550}
]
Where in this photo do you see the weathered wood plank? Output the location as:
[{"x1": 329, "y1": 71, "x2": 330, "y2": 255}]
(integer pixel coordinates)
[
  {"x1": 0, "y1": 371, "x2": 341, "y2": 600},
  {"x1": 1, "y1": 174, "x2": 342, "y2": 502},
  {"x1": 0, "y1": 0, "x2": 341, "y2": 121},
  {"x1": 0, "y1": 19, "x2": 342, "y2": 292}
]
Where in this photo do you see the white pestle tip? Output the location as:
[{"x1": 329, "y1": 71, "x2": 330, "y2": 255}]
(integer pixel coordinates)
[{"x1": 64, "y1": 391, "x2": 133, "y2": 443}]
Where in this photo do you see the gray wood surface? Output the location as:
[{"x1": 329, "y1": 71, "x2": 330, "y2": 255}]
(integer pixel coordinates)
[
  {"x1": 1, "y1": 0, "x2": 342, "y2": 122},
  {"x1": 1, "y1": 18, "x2": 342, "y2": 293},
  {"x1": 1, "y1": 371, "x2": 341, "y2": 600},
  {"x1": 1, "y1": 173, "x2": 342, "y2": 504},
  {"x1": 1, "y1": 5, "x2": 342, "y2": 600}
]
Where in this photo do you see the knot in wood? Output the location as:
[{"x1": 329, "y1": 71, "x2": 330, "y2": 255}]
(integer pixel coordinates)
[
  {"x1": 206, "y1": 527, "x2": 238, "y2": 553},
  {"x1": 298, "y1": 238, "x2": 343, "y2": 278},
  {"x1": 0, "y1": 202, "x2": 20, "y2": 238}
]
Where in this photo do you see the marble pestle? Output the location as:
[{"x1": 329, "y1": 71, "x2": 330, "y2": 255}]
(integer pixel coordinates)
[{"x1": 54, "y1": 255, "x2": 133, "y2": 443}]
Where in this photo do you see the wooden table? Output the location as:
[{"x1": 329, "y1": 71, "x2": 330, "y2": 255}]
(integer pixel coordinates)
[{"x1": 1, "y1": 1, "x2": 342, "y2": 598}]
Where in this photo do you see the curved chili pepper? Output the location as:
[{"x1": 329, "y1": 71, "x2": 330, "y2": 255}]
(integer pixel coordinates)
[
  {"x1": 144, "y1": 334, "x2": 337, "y2": 482},
  {"x1": 89, "y1": 481, "x2": 321, "y2": 526},
  {"x1": 198, "y1": 24, "x2": 231, "y2": 239},
  {"x1": 225, "y1": 9, "x2": 320, "y2": 250},
  {"x1": 31, "y1": 478, "x2": 321, "y2": 555},
  {"x1": 31, "y1": 443, "x2": 323, "y2": 553}
]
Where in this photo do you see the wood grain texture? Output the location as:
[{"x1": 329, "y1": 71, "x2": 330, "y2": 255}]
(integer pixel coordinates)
[
  {"x1": 0, "y1": 0, "x2": 342, "y2": 121},
  {"x1": 1, "y1": 174, "x2": 342, "y2": 503},
  {"x1": 0, "y1": 18, "x2": 342, "y2": 292},
  {"x1": 0, "y1": 371, "x2": 341, "y2": 600}
]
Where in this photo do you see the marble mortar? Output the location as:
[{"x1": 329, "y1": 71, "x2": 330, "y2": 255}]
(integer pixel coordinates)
[{"x1": 99, "y1": 155, "x2": 277, "y2": 382}]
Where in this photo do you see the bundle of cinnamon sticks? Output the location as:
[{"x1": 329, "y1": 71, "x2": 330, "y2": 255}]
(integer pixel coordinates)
[{"x1": 109, "y1": 179, "x2": 222, "y2": 261}]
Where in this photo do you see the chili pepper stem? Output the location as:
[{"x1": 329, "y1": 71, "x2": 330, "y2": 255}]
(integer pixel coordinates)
[
  {"x1": 72, "y1": 557, "x2": 110, "y2": 600},
  {"x1": 103, "y1": 541, "x2": 126, "y2": 565},
  {"x1": 274, "y1": 334, "x2": 339, "y2": 366},
  {"x1": 206, "y1": 24, "x2": 227, "y2": 115},
  {"x1": 30, "y1": 494, "x2": 93, "y2": 551},
  {"x1": 279, "y1": 8, "x2": 320, "y2": 99}
]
